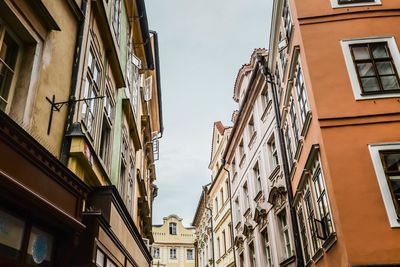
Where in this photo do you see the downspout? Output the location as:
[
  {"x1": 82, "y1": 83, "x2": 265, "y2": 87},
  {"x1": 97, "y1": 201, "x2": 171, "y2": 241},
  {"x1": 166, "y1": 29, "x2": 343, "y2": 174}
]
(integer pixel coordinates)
[
  {"x1": 257, "y1": 55, "x2": 305, "y2": 267},
  {"x1": 222, "y1": 160, "x2": 237, "y2": 267},
  {"x1": 60, "y1": 0, "x2": 88, "y2": 165},
  {"x1": 203, "y1": 185, "x2": 216, "y2": 267}
]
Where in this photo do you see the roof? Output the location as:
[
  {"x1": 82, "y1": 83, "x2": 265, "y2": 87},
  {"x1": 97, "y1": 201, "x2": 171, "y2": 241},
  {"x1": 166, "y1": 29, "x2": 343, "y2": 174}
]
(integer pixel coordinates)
[{"x1": 233, "y1": 48, "x2": 267, "y2": 102}]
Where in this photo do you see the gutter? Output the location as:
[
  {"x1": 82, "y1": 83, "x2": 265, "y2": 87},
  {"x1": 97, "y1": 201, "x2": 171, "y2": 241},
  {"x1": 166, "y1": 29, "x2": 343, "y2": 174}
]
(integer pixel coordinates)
[
  {"x1": 137, "y1": 0, "x2": 154, "y2": 70},
  {"x1": 149, "y1": 30, "x2": 164, "y2": 137}
]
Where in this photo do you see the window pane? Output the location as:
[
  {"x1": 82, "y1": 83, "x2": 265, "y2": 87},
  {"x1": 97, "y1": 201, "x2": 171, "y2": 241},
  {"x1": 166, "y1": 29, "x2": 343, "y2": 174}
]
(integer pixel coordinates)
[
  {"x1": 381, "y1": 76, "x2": 400, "y2": 91},
  {"x1": 372, "y1": 43, "x2": 389, "y2": 59},
  {"x1": 352, "y1": 46, "x2": 370, "y2": 60},
  {"x1": 383, "y1": 153, "x2": 400, "y2": 171},
  {"x1": 376, "y1": 62, "x2": 396, "y2": 75},
  {"x1": 361, "y1": 77, "x2": 380, "y2": 92},
  {"x1": 26, "y1": 227, "x2": 54, "y2": 266},
  {"x1": 356, "y1": 63, "x2": 375, "y2": 77},
  {"x1": 0, "y1": 209, "x2": 24, "y2": 260},
  {"x1": 96, "y1": 249, "x2": 105, "y2": 266}
]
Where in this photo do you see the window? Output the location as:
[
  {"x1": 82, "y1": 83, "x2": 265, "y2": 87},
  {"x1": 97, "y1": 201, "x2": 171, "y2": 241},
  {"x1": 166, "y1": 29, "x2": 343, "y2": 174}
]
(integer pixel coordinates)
[
  {"x1": 285, "y1": 127, "x2": 294, "y2": 169},
  {"x1": 275, "y1": 63, "x2": 282, "y2": 102},
  {"x1": 119, "y1": 130, "x2": 129, "y2": 200},
  {"x1": 282, "y1": 0, "x2": 293, "y2": 41},
  {"x1": 239, "y1": 253, "x2": 245, "y2": 267},
  {"x1": 295, "y1": 152, "x2": 335, "y2": 259},
  {"x1": 170, "y1": 248, "x2": 177, "y2": 259},
  {"x1": 215, "y1": 197, "x2": 219, "y2": 214},
  {"x1": 0, "y1": 209, "x2": 25, "y2": 260},
  {"x1": 169, "y1": 223, "x2": 177, "y2": 235},
  {"x1": 263, "y1": 230, "x2": 273, "y2": 267},
  {"x1": 342, "y1": 37, "x2": 400, "y2": 100},
  {"x1": 187, "y1": 249, "x2": 194, "y2": 260},
  {"x1": 297, "y1": 206, "x2": 311, "y2": 263},
  {"x1": 261, "y1": 86, "x2": 270, "y2": 112},
  {"x1": 279, "y1": 210, "x2": 292, "y2": 259},
  {"x1": 289, "y1": 98, "x2": 300, "y2": 145},
  {"x1": 350, "y1": 42, "x2": 400, "y2": 94},
  {"x1": 248, "y1": 116, "x2": 256, "y2": 145},
  {"x1": 268, "y1": 136, "x2": 279, "y2": 170},
  {"x1": 220, "y1": 188, "x2": 224, "y2": 204},
  {"x1": 238, "y1": 140, "x2": 245, "y2": 165},
  {"x1": 228, "y1": 223, "x2": 233, "y2": 249},
  {"x1": 235, "y1": 197, "x2": 241, "y2": 224},
  {"x1": 243, "y1": 183, "x2": 250, "y2": 212},
  {"x1": 222, "y1": 230, "x2": 227, "y2": 254},
  {"x1": 217, "y1": 237, "x2": 221, "y2": 259},
  {"x1": 331, "y1": 0, "x2": 380, "y2": 8},
  {"x1": 99, "y1": 85, "x2": 114, "y2": 170},
  {"x1": 279, "y1": 33, "x2": 288, "y2": 75},
  {"x1": 81, "y1": 49, "x2": 101, "y2": 137},
  {"x1": 379, "y1": 150, "x2": 400, "y2": 217},
  {"x1": 0, "y1": 31, "x2": 18, "y2": 111},
  {"x1": 153, "y1": 247, "x2": 160, "y2": 259},
  {"x1": 225, "y1": 180, "x2": 229, "y2": 201},
  {"x1": 253, "y1": 163, "x2": 262, "y2": 194},
  {"x1": 369, "y1": 143, "x2": 400, "y2": 227},
  {"x1": 112, "y1": 0, "x2": 121, "y2": 43},
  {"x1": 294, "y1": 64, "x2": 310, "y2": 127},
  {"x1": 249, "y1": 242, "x2": 256, "y2": 267}
]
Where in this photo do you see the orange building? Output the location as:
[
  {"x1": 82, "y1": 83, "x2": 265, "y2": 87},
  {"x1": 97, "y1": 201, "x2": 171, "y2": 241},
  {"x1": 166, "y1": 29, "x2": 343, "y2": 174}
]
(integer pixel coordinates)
[{"x1": 264, "y1": 0, "x2": 400, "y2": 266}]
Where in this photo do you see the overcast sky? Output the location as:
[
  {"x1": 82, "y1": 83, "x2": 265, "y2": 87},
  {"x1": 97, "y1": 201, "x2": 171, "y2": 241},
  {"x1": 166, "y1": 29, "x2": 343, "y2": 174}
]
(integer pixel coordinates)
[{"x1": 146, "y1": 0, "x2": 273, "y2": 226}]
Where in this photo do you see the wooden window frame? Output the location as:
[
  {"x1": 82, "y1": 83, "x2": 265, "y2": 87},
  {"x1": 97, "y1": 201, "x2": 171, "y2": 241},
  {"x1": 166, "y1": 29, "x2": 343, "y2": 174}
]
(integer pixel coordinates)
[{"x1": 350, "y1": 42, "x2": 400, "y2": 95}]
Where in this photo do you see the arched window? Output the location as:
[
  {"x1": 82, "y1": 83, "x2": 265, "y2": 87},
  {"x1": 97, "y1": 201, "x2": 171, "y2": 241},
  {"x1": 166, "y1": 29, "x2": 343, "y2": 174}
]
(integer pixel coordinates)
[{"x1": 169, "y1": 222, "x2": 177, "y2": 235}]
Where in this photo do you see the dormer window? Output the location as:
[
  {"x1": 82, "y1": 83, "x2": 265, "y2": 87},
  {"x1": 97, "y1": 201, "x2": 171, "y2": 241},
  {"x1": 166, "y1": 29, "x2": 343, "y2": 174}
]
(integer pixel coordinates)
[{"x1": 169, "y1": 222, "x2": 177, "y2": 235}]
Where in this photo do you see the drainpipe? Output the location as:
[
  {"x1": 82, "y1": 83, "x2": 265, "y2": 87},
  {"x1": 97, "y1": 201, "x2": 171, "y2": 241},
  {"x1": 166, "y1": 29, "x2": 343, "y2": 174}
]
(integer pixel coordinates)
[
  {"x1": 202, "y1": 185, "x2": 216, "y2": 267},
  {"x1": 222, "y1": 160, "x2": 237, "y2": 267},
  {"x1": 256, "y1": 55, "x2": 305, "y2": 267},
  {"x1": 60, "y1": 0, "x2": 88, "y2": 165}
]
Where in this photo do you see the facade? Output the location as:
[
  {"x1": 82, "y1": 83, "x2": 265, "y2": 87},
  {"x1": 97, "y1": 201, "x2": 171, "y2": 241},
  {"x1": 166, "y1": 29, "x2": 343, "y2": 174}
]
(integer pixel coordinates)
[
  {"x1": 264, "y1": 0, "x2": 400, "y2": 266},
  {"x1": 192, "y1": 122, "x2": 235, "y2": 267},
  {"x1": 207, "y1": 122, "x2": 234, "y2": 267},
  {"x1": 152, "y1": 215, "x2": 196, "y2": 267},
  {"x1": 222, "y1": 49, "x2": 298, "y2": 267},
  {"x1": 0, "y1": 0, "x2": 162, "y2": 266},
  {"x1": 0, "y1": 1, "x2": 90, "y2": 266}
]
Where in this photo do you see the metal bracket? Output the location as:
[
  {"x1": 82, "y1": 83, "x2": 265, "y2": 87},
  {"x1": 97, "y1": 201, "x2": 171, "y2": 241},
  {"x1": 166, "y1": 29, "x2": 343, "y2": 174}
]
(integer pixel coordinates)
[{"x1": 45, "y1": 94, "x2": 104, "y2": 135}]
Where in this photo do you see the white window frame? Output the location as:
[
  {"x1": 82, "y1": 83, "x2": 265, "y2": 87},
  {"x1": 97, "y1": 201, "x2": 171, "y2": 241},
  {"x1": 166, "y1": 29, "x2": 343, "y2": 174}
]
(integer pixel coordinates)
[
  {"x1": 369, "y1": 142, "x2": 400, "y2": 228},
  {"x1": 331, "y1": 0, "x2": 381, "y2": 9},
  {"x1": 341, "y1": 36, "x2": 400, "y2": 100},
  {"x1": 170, "y1": 248, "x2": 177, "y2": 259}
]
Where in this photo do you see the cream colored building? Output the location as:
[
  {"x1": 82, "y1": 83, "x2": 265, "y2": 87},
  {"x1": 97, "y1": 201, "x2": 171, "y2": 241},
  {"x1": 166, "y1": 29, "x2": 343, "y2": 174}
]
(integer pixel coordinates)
[
  {"x1": 208, "y1": 122, "x2": 235, "y2": 267},
  {"x1": 152, "y1": 215, "x2": 196, "y2": 267}
]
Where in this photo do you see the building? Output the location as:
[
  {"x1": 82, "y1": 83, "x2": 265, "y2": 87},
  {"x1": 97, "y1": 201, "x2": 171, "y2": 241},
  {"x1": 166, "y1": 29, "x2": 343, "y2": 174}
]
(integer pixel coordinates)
[
  {"x1": 192, "y1": 122, "x2": 235, "y2": 267},
  {"x1": 0, "y1": 0, "x2": 162, "y2": 266},
  {"x1": 0, "y1": 0, "x2": 90, "y2": 266},
  {"x1": 222, "y1": 48, "x2": 301, "y2": 267},
  {"x1": 152, "y1": 215, "x2": 196, "y2": 267},
  {"x1": 207, "y1": 122, "x2": 234, "y2": 267},
  {"x1": 263, "y1": 0, "x2": 400, "y2": 266}
]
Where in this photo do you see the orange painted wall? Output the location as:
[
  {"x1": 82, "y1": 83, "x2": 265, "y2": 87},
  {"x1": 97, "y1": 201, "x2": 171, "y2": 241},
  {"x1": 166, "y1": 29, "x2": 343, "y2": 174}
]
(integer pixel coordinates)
[{"x1": 287, "y1": 0, "x2": 400, "y2": 265}]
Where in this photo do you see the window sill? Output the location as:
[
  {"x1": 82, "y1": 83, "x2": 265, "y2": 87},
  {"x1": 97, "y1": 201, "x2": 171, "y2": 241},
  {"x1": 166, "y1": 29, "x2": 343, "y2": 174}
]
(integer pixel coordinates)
[
  {"x1": 239, "y1": 155, "x2": 246, "y2": 168},
  {"x1": 300, "y1": 111, "x2": 312, "y2": 138},
  {"x1": 312, "y1": 248, "x2": 324, "y2": 264},
  {"x1": 331, "y1": 0, "x2": 381, "y2": 9},
  {"x1": 294, "y1": 138, "x2": 304, "y2": 162},
  {"x1": 248, "y1": 132, "x2": 257, "y2": 149},
  {"x1": 253, "y1": 190, "x2": 263, "y2": 202},
  {"x1": 322, "y1": 232, "x2": 337, "y2": 252},
  {"x1": 279, "y1": 254, "x2": 295, "y2": 267},
  {"x1": 268, "y1": 165, "x2": 280, "y2": 181},
  {"x1": 261, "y1": 100, "x2": 273, "y2": 122}
]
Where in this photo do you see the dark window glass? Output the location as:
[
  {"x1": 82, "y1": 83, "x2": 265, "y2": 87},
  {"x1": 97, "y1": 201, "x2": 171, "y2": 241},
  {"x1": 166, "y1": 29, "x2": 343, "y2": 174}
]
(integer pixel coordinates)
[
  {"x1": 0, "y1": 33, "x2": 18, "y2": 111},
  {"x1": 338, "y1": 0, "x2": 375, "y2": 4},
  {"x1": 350, "y1": 42, "x2": 400, "y2": 94},
  {"x1": 380, "y1": 150, "x2": 400, "y2": 217}
]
